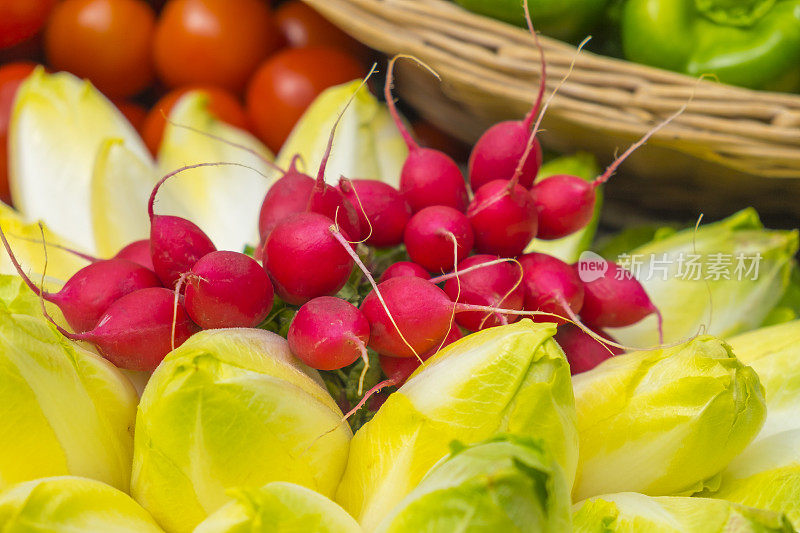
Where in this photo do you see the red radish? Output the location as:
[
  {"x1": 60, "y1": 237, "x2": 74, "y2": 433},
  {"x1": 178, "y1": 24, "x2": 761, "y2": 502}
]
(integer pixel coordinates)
[
  {"x1": 385, "y1": 56, "x2": 468, "y2": 213},
  {"x1": 532, "y1": 95, "x2": 693, "y2": 240},
  {"x1": 577, "y1": 261, "x2": 662, "y2": 335},
  {"x1": 379, "y1": 323, "x2": 462, "y2": 384},
  {"x1": 1, "y1": 225, "x2": 161, "y2": 332},
  {"x1": 259, "y1": 66, "x2": 378, "y2": 241},
  {"x1": 148, "y1": 164, "x2": 219, "y2": 288},
  {"x1": 42, "y1": 287, "x2": 199, "y2": 372},
  {"x1": 532, "y1": 175, "x2": 595, "y2": 240},
  {"x1": 466, "y1": 36, "x2": 601, "y2": 256},
  {"x1": 184, "y1": 251, "x2": 274, "y2": 329},
  {"x1": 360, "y1": 276, "x2": 454, "y2": 358},
  {"x1": 158, "y1": 117, "x2": 360, "y2": 243},
  {"x1": 519, "y1": 252, "x2": 584, "y2": 324},
  {"x1": 258, "y1": 156, "x2": 315, "y2": 239},
  {"x1": 443, "y1": 254, "x2": 524, "y2": 331},
  {"x1": 467, "y1": 179, "x2": 538, "y2": 257},
  {"x1": 257, "y1": 158, "x2": 360, "y2": 242},
  {"x1": 468, "y1": 3, "x2": 546, "y2": 192},
  {"x1": 338, "y1": 178, "x2": 411, "y2": 247},
  {"x1": 378, "y1": 261, "x2": 430, "y2": 283},
  {"x1": 287, "y1": 296, "x2": 370, "y2": 371},
  {"x1": 114, "y1": 239, "x2": 154, "y2": 270},
  {"x1": 264, "y1": 212, "x2": 353, "y2": 305},
  {"x1": 555, "y1": 323, "x2": 623, "y2": 374},
  {"x1": 404, "y1": 206, "x2": 474, "y2": 273},
  {"x1": 331, "y1": 227, "x2": 572, "y2": 360}
]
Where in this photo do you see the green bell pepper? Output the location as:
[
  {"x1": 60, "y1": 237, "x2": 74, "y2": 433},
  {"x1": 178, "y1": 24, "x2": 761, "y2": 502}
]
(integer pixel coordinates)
[
  {"x1": 622, "y1": 0, "x2": 800, "y2": 91},
  {"x1": 454, "y1": 0, "x2": 610, "y2": 43}
]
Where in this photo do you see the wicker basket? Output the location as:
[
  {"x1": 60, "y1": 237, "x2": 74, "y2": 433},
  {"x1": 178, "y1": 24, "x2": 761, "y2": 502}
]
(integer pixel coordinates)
[{"x1": 305, "y1": 0, "x2": 800, "y2": 219}]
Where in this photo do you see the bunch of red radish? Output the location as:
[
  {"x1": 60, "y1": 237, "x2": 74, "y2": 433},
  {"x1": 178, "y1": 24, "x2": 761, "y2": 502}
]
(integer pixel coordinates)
[{"x1": 0, "y1": 25, "x2": 673, "y2": 393}]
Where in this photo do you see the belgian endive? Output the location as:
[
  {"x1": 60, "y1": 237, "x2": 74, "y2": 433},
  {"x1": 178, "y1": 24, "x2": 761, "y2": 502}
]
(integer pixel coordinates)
[
  {"x1": 9, "y1": 69, "x2": 276, "y2": 256},
  {"x1": 704, "y1": 428, "x2": 800, "y2": 529},
  {"x1": 572, "y1": 492, "x2": 793, "y2": 532},
  {"x1": 703, "y1": 321, "x2": 800, "y2": 528},
  {"x1": 194, "y1": 482, "x2": 360, "y2": 533},
  {"x1": 0, "y1": 476, "x2": 163, "y2": 532},
  {"x1": 0, "y1": 275, "x2": 137, "y2": 492},
  {"x1": 375, "y1": 435, "x2": 571, "y2": 533},
  {"x1": 276, "y1": 80, "x2": 408, "y2": 188},
  {"x1": 572, "y1": 336, "x2": 766, "y2": 500},
  {"x1": 727, "y1": 320, "x2": 800, "y2": 441},
  {"x1": 335, "y1": 320, "x2": 578, "y2": 531},
  {"x1": 131, "y1": 329, "x2": 352, "y2": 533},
  {"x1": 609, "y1": 209, "x2": 798, "y2": 346}
]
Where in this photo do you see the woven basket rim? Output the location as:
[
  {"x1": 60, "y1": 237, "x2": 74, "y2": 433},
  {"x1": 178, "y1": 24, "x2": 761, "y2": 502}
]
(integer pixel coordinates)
[{"x1": 306, "y1": 0, "x2": 800, "y2": 179}]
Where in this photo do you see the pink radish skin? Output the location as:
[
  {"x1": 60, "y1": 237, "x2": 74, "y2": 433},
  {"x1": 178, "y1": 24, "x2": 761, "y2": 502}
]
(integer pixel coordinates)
[
  {"x1": 258, "y1": 158, "x2": 361, "y2": 242},
  {"x1": 360, "y1": 276, "x2": 454, "y2": 358},
  {"x1": 404, "y1": 206, "x2": 474, "y2": 273},
  {"x1": 385, "y1": 56, "x2": 468, "y2": 213},
  {"x1": 555, "y1": 323, "x2": 623, "y2": 375},
  {"x1": 468, "y1": 6, "x2": 546, "y2": 192},
  {"x1": 360, "y1": 276, "x2": 565, "y2": 358},
  {"x1": 399, "y1": 149, "x2": 469, "y2": 213},
  {"x1": 148, "y1": 166, "x2": 218, "y2": 288},
  {"x1": 443, "y1": 254, "x2": 524, "y2": 331},
  {"x1": 577, "y1": 261, "x2": 660, "y2": 329},
  {"x1": 264, "y1": 212, "x2": 353, "y2": 305},
  {"x1": 379, "y1": 324, "x2": 462, "y2": 384},
  {"x1": 531, "y1": 88, "x2": 691, "y2": 241},
  {"x1": 114, "y1": 239, "x2": 155, "y2": 270},
  {"x1": 258, "y1": 158, "x2": 315, "y2": 239},
  {"x1": 2, "y1": 251, "x2": 161, "y2": 333},
  {"x1": 469, "y1": 122, "x2": 543, "y2": 192},
  {"x1": 288, "y1": 296, "x2": 370, "y2": 370},
  {"x1": 532, "y1": 175, "x2": 596, "y2": 240},
  {"x1": 467, "y1": 179, "x2": 538, "y2": 257},
  {"x1": 184, "y1": 251, "x2": 274, "y2": 329},
  {"x1": 44, "y1": 287, "x2": 199, "y2": 372},
  {"x1": 519, "y1": 252, "x2": 584, "y2": 325},
  {"x1": 379, "y1": 261, "x2": 430, "y2": 283},
  {"x1": 1, "y1": 225, "x2": 163, "y2": 332},
  {"x1": 149, "y1": 214, "x2": 216, "y2": 288},
  {"x1": 257, "y1": 65, "x2": 366, "y2": 243},
  {"x1": 339, "y1": 178, "x2": 411, "y2": 247}
]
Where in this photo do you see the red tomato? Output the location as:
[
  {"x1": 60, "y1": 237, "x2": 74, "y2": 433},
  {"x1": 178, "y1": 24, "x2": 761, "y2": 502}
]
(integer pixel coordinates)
[
  {"x1": 0, "y1": 62, "x2": 37, "y2": 205},
  {"x1": 0, "y1": 0, "x2": 57, "y2": 49},
  {"x1": 153, "y1": 0, "x2": 280, "y2": 93},
  {"x1": 275, "y1": 1, "x2": 365, "y2": 57},
  {"x1": 246, "y1": 47, "x2": 364, "y2": 153},
  {"x1": 44, "y1": 0, "x2": 156, "y2": 98},
  {"x1": 142, "y1": 85, "x2": 250, "y2": 155},
  {"x1": 114, "y1": 100, "x2": 148, "y2": 134}
]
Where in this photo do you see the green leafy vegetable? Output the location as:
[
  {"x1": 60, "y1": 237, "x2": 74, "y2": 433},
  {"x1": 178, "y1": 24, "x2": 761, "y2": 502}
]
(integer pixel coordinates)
[
  {"x1": 573, "y1": 491, "x2": 794, "y2": 532},
  {"x1": 703, "y1": 428, "x2": 800, "y2": 529},
  {"x1": 0, "y1": 476, "x2": 163, "y2": 532},
  {"x1": 572, "y1": 336, "x2": 766, "y2": 500},
  {"x1": 0, "y1": 275, "x2": 138, "y2": 492},
  {"x1": 609, "y1": 208, "x2": 798, "y2": 346},
  {"x1": 194, "y1": 482, "x2": 360, "y2": 533},
  {"x1": 375, "y1": 435, "x2": 571, "y2": 533},
  {"x1": 131, "y1": 329, "x2": 352, "y2": 533},
  {"x1": 727, "y1": 320, "x2": 800, "y2": 441},
  {"x1": 335, "y1": 320, "x2": 578, "y2": 531}
]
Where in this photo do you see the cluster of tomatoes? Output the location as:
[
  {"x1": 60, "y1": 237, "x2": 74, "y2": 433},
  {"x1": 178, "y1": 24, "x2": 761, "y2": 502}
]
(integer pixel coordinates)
[{"x1": 0, "y1": 0, "x2": 372, "y2": 205}]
